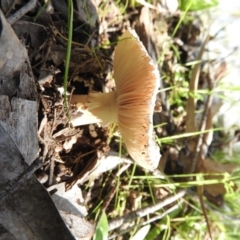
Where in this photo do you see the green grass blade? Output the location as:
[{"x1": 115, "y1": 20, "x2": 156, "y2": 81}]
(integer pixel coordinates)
[{"x1": 64, "y1": 0, "x2": 73, "y2": 120}]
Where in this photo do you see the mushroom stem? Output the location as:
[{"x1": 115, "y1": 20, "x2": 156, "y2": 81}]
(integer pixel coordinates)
[{"x1": 70, "y1": 91, "x2": 118, "y2": 126}]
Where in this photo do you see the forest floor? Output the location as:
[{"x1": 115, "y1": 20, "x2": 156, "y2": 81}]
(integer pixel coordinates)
[{"x1": 1, "y1": 0, "x2": 240, "y2": 239}]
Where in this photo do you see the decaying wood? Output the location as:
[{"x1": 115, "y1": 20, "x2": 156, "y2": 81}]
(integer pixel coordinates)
[
  {"x1": 0, "y1": 125, "x2": 75, "y2": 239},
  {"x1": 0, "y1": 224, "x2": 16, "y2": 240},
  {"x1": 0, "y1": 96, "x2": 38, "y2": 164},
  {"x1": 0, "y1": 156, "x2": 42, "y2": 203},
  {"x1": 0, "y1": 9, "x2": 76, "y2": 240}
]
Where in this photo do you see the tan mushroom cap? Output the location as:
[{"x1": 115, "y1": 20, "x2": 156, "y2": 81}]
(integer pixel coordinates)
[{"x1": 114, "y1": 28, "x2": 161, "y2": 170}]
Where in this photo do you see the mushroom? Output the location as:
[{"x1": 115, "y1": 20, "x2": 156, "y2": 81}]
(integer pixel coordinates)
[{"x1": 70, "y1": 28, "x2": 161, "y2": 170}]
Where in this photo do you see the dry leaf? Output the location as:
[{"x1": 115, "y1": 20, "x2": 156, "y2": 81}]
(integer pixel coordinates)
[{"x1": 199, "y1": 158, "x2": 237, "y2": 197}]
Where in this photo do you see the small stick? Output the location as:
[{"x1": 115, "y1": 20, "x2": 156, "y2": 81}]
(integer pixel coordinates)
[
  {"x1": 7, "y1": 0, "x2": 37, "y2": 25},
  {"x1": 48, "y1": 157, "x2": 55, "y2": 185},
  {"x1": 108, "y1": 189, "x2": 186, "y2": 231},
  {"x1": 186, "y1": 34, "x2": 211, "y2": 134},
  {"x1": 189, "y1": 84, "x2": 213, "y2": 174},
  {"x1": 108, "y1": 203, "x2": 181, "y2": 239},
  {"x1": 96, "y1": 163, "x2": 131, "y2": 223},
  {"x1": 189, "y1": 65, "x2": 215, "y2": 240},
  {"x1": 142, "y1": 202, "x2": 182, "y2": 225}
]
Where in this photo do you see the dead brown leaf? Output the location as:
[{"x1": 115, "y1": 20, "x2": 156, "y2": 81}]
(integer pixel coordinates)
[{"x1": 198, "y1": 158, "x2": 237, "y2": 197}]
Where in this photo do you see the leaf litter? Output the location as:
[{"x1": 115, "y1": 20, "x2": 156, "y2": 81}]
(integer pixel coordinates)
[{"x1": 1, "y1": 0, "x2": 240, "y2": 239}]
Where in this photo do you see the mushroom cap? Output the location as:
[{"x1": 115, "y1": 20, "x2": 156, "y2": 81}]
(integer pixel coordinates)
[{"x1": 113, "y1": 28, "x2": 161, "y2": 170}]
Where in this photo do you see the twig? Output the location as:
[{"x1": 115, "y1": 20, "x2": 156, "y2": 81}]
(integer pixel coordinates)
[
  {"x1": 189, "y1": 64, "x2": 215, "y2": 174},
  {"x1": 198, "y1": 186, "x2": 213, "y2": 240},
  {"x1": 142, "y1": 202, "x2": 181, "y2": 225},
  {"x1": 96, "y1": 163, "x2": 131, "y2": 223},
  {"x1": 191, "y1": 65, "x2": 215, "y2": 240},
  {"x1": 50, "y1": 108, "x2": 57, "y2": 136},
  {"x1": 108, "y1": 189, "x2": 186, "y2": 231},
  {"x1": 49, "y1": 157, "x2": 55, "y2": 185},
  {"x1": 186, "y1": 34, "x2": 211, "y2": 134},
  {"x1": 0, "y1": 158, "x2": 43, "y2": 203},
  {"x1": 109, "y1": 203, "x2": 181, "y2": 239},
  {"x1": 32, "y1": 38, "x2": 54, "y2": 68},
  {"x1": 38, "y1": 133, "x2": 49, "y2": 162},
  {"x1": 116, "y1": 163, "x2": 132, "y2": 177},
  {"x1": 47, "y1": 108, "x2": 57, "y2": 186},
  {"x1": 7, "y1": 0, "x2": 37, "y2": 25}
]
